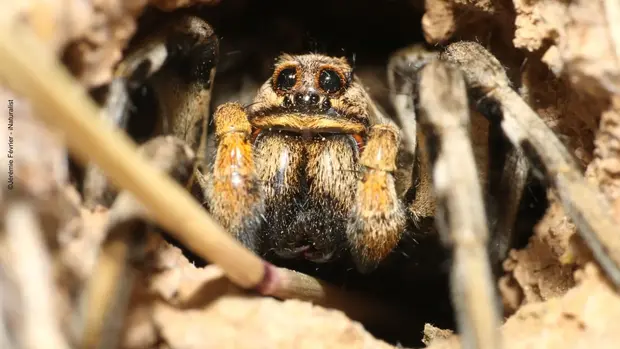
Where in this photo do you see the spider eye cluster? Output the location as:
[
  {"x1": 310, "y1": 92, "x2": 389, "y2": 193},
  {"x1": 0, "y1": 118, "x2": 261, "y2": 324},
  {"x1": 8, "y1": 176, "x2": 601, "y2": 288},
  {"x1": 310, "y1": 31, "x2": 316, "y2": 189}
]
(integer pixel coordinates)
[
  {"x1": 274, "y1": 67, "x2": 297, "y2": 91},
  {"x1": 271, "y1": 59, "x2": 349, "y2": 97},
  {"x1": 318, "y1": 69, "x2": 343, "y2": 94}
]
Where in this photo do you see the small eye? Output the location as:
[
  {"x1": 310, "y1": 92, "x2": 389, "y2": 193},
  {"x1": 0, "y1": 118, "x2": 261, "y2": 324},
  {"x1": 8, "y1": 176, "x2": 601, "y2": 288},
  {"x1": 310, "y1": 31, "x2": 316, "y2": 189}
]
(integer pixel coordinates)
[
  {"x1": 318, "y1": 69, "x2": 343, "y2": 94},
  {"x1": 275, "y1": 67, "x2": 297, "y2": 91}
]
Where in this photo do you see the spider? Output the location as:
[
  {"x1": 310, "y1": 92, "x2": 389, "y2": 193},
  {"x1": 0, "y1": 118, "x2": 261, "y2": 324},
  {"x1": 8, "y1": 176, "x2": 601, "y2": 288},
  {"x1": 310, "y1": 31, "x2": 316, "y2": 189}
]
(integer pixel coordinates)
[{"x1": 82, "y1": 14, "x2": 620, "y2": 349}]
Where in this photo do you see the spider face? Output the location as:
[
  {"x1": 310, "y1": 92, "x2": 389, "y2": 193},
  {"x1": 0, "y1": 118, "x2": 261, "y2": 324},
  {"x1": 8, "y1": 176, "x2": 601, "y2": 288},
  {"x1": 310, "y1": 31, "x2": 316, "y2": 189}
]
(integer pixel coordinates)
[
  {"x1": 240, "y1": 54, "x2": 377, "y2": 263},
  {"x1": 248, "y1": 54, "x2": 370, "y2": 136}
]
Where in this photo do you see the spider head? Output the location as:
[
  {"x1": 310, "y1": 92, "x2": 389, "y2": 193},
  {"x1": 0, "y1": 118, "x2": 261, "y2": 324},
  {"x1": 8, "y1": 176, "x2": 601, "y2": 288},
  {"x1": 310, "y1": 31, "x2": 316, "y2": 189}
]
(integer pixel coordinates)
[{"x1": 247, "y1": 54, "x2": 370, "y2": 135}]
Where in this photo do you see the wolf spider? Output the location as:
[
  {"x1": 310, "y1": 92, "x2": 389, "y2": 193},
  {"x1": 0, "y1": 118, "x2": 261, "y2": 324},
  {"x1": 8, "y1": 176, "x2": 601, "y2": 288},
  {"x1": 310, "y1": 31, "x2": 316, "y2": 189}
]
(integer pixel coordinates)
[{"x1": 83, "y1": 14, "x2": 620, "y2": 349}]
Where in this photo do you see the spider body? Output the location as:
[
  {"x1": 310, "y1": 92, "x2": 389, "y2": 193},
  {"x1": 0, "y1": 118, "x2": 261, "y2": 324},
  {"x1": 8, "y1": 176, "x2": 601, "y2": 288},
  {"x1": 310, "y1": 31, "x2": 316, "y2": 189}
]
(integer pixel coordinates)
[{"x1": 206, "y1": 54, "x2": 405, "y2": 271}]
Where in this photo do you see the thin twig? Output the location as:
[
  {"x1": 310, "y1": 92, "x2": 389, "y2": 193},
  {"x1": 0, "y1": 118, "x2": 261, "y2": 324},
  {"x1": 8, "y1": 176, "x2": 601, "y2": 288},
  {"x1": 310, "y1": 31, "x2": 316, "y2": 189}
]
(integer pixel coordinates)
[{"x1": 263, "y1": 267, "x2": 413, "y2": 329}]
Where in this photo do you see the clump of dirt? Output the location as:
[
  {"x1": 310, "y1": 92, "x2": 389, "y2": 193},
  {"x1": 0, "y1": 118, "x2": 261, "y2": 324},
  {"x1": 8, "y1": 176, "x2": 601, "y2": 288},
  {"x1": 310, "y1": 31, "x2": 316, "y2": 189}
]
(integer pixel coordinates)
[
  {"x1": 510, "y1": 0, "x2": 620, "y2": 198},
  {"x1": 515, "y1": 0, "x2": 620, "y2": 94},
  {"x1": 120, "y1": 240, "x2": 396, "y2": 349},
  {"x1": 6, "y1": 0, "x2": 219, "y2": 87},
  {"x1": 421, "y1": 0, "x2": 510, "y2": 45},
  {"x1": 500, "y1": 198, "x2": 576, "y2": 314},
  {"x1": 591, "y1": 96, "x2": 620, "y2": 203},
  {"x1": 427, "y1": 264, "x2": 620, "y2": 349}
]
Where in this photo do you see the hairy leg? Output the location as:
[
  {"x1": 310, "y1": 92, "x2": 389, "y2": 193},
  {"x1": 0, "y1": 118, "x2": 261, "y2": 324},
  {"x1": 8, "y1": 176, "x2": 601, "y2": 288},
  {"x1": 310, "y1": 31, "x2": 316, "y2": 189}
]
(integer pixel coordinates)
[
  {"x1": 347, "y1": 124, "x2": 406, "y2": 273},
  {"x1": 387, "y1": 44, "x2": 438, "y2": 157},
  {"x1": 205, "y1": 103, "x2": 263, "y2": 251},
  {"x1": 442, "y1": 41, "x2": 620, "y2": 287},
  {"x1": 83, "y1": 15, "x2": 218, "y2": 208},
  {"x1": 388, "y1": 44, "x2": 524, "y2": 272},
  {"x1": 386, "y1": 45, "x2": 438, "y2": 226},
  {"x1": 417, "y1": 60, "x2": 501, "y2": 349},
  {"x1": 487, "y1": 133, "x2": 529, "y2": 270}
]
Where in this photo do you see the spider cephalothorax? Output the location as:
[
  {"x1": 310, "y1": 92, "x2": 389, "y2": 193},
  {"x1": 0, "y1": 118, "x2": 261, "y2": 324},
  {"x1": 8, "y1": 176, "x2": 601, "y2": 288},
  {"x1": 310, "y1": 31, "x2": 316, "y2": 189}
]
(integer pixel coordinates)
[{"x1": 248, "y1": 54, "x2": 370, "y2": 136}]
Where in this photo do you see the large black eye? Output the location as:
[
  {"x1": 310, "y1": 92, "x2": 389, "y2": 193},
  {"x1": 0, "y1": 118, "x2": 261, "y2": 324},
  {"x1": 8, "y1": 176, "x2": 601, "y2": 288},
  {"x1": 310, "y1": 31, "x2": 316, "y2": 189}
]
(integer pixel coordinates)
[
  {"x1": 318, "y1": 69, "x2": 343, "y2": 93},
  {"x1": 275, "y1": 67, "x2": 297, "y2": 91}
]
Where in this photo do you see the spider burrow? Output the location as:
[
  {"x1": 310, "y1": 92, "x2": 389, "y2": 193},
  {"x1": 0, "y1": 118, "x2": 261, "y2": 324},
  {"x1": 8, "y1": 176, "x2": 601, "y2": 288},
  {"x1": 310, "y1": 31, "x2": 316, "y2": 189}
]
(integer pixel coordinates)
[{"x1": 84, "y1": 14, "x2": 620, "y2": 349}]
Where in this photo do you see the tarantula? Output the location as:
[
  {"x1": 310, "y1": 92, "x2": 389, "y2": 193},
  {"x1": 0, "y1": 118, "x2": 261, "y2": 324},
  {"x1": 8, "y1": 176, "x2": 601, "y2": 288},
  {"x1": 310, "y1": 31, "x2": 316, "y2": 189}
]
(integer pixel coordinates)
[{"x1": 83, "y1": 14, "x2": 620, "y2": 349}]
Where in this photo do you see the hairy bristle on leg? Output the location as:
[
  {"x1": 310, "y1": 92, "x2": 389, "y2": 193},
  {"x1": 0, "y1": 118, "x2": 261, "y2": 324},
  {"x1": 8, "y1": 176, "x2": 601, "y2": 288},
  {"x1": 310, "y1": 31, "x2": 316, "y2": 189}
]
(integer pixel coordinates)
[
  {"x1": 347, "y1": 124, "x2": 406, "y2": 273},
  {"x1": 206, "y1": 102, "x2": 264, "y2": 251},
  {"x1": 417, "y1": 59, "x2": 502, "y2": 349}
]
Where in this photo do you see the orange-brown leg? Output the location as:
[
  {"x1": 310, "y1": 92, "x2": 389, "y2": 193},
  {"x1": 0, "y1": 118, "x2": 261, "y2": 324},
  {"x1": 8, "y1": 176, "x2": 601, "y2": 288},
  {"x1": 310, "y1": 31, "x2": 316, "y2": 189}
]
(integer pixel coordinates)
[
  {"x1": 347, "y1": 124, "x2": 406, "y2": 272},
  {"x1": 205, "y1": 102, "x2": 263, "y2": 250}
]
